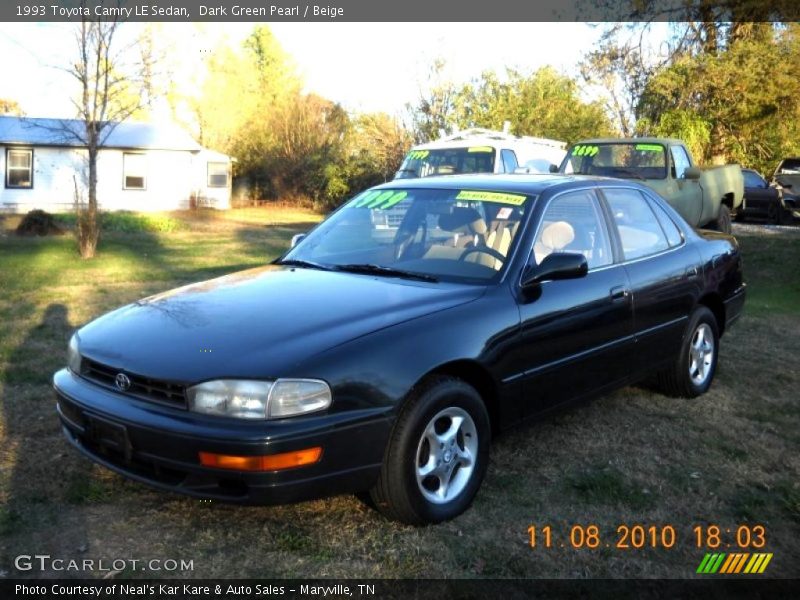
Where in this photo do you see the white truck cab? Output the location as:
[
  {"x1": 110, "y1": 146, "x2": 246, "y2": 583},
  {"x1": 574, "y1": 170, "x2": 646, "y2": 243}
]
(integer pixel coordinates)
[{"x1": 394, "y1": 128, "x2": 567, "y2": 180}]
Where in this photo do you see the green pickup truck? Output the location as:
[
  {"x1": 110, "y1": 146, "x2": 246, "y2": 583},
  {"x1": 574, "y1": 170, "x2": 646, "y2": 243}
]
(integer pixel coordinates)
[{"x1": 558, "y1": 138, "x2": 744, "y2": 233}]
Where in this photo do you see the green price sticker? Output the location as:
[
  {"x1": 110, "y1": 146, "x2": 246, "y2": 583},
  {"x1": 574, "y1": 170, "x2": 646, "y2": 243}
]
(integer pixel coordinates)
[{"x1": 573, "y1": 145, "x2": 599, "y2": 157}]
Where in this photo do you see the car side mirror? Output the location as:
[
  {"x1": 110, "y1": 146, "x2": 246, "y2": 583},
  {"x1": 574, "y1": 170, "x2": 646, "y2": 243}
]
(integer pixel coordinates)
[
  {"x1": 548, "y1": 164, "x2": 559, "y2": 173},
  {"x1": 684, "y1": 167, "x2": 702, "y2": 180},
  {"x1": 290, "y1": 233, "x2": 306, "y2": 248},
  {"x1": 521, "y1": 252, "x2": 588, "y2": 288}
]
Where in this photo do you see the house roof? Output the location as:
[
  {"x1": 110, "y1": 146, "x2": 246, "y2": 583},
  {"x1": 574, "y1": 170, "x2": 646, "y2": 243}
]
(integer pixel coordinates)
[{"x1": 0, "y1": 116, "x2": 204, "y2": 152}]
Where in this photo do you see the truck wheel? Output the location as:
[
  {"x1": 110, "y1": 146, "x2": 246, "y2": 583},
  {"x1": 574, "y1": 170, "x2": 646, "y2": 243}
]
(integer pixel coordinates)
[
  {"x1": 715, "y1": 204, "x2": 732, "y2": 234},
  {"x1": 369, "y1": 376, "x2": 490, "y2": 525},
  {"x1": 655, "y1": 306, "x2": 719, "y2": 398}
]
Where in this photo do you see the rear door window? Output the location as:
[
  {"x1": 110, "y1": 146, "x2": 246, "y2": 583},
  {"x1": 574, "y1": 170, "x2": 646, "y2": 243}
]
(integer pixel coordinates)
[{"x1": 604, "y1": 188, "x2": 670, "y2": 260}]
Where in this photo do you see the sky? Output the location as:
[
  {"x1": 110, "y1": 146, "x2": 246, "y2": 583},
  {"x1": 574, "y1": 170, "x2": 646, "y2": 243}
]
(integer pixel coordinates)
[{"x1": 0, "y1": 22, "x2": 669, "y2": 122}]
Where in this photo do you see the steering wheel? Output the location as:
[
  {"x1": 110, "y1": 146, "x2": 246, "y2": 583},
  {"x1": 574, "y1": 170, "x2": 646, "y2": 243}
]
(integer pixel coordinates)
[{"x1": 458, "y1": 246, "x2": 506, "y2": 264}]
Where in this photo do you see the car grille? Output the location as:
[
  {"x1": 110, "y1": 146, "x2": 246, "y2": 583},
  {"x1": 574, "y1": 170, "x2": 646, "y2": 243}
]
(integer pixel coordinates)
[{"x1": 81, "y1": 358, "x2": 187, "y2": 408}]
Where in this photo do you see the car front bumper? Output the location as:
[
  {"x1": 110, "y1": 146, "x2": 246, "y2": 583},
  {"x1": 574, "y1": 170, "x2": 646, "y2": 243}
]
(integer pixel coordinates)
[{"x1": 53, "y1": 369, "x2": 390, "y2": 504}]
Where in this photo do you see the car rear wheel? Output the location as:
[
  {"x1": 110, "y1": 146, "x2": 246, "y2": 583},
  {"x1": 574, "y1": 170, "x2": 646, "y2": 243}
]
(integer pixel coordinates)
[
  {"x1": 369, "y1": 376, "x2": 490, "y2": 525},
  {"x1": 715, "y1": 204, "x2": 732, "y2": 234},
  {"x1": 767, "y1": 200, "x2": 784, "y2": 225},
  {"x1": 656, "y1": 306, "x2": 719, "y2": 398}
]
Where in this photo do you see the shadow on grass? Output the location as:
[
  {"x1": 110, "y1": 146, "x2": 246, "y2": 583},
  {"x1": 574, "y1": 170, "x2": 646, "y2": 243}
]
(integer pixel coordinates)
[
  {"x1": 1, "y1": 304, "x2": 92, "y2": 554},
  {"x1": 234, "y1": 221, "x2": 319, "y2": 261}
]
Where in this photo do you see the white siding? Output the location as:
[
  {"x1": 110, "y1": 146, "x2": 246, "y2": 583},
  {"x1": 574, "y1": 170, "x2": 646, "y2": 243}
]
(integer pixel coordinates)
[{"x1": 0, "y1": 145, "x2": 231, "y2": 213}]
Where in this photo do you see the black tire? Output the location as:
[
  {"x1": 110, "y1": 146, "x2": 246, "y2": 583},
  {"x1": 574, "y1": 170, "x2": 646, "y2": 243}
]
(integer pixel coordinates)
[
  {"x1": 369, "y1": 376, "x2": 490, "y2": 525},
  {"x1": 768, "y1": 200, "x2": 784, "y2": 225},
  {"x1": 715, "y1": 204, "x2": 732, "y2": 234},
  {"x1": 656, "y1": 306, "x2": 720, "y2": 398}
]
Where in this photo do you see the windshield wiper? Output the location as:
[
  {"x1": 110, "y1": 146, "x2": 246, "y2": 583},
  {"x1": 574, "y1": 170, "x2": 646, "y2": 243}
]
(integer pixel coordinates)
[
  {"x1": 336, "y1": 263, "x2": 438, "y2": 282},
  {"x1": 273, "y1": 258, "x2": 334, "y2": 271}
]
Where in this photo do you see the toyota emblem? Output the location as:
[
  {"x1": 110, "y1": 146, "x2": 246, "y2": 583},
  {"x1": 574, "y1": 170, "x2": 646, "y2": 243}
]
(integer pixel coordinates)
[{"x1": 115, "y1": 372, "x2": 131, "y2": 391}]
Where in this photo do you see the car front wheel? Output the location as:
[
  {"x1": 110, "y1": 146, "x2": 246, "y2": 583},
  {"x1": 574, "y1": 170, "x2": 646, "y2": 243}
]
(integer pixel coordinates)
[
  {"x1": 369, "y1": 376, "x2": 490, "y2": 525},
  {"x1": 656, "y1": 306, "x2": 720, "y2": 398}
]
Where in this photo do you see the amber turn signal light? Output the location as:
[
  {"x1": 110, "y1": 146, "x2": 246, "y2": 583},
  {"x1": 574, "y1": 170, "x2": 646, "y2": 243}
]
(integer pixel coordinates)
[{"x1": 199, "y1": 447, "x2": 322, "y2": 472}]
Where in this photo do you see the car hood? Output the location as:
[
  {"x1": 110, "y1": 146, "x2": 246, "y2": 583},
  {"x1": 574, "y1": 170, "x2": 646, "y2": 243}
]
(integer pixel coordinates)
[{"x1": 77, "y1": 266, "x2": 484, "y2": 383}]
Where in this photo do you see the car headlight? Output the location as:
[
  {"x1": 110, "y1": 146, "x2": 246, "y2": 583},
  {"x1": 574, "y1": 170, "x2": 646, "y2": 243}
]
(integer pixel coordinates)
[
  {"x1": 186, "y1": 379, "x2": 331, "y2": 420},
  {"x1": 67, "y1": 334, "x2": 82, "y2": 374}
]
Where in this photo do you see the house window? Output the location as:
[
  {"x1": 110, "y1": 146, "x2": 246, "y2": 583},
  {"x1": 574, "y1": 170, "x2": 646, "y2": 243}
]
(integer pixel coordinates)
[
  {"x1": 6, "y1": 148, "x2": 33, "y2": 188},
  {"x1": 123, "y1": 153, "x2": 147, "y2": 190},
  {"x1": 207, "y1": 162, "x2": 229, "y2": 187}
]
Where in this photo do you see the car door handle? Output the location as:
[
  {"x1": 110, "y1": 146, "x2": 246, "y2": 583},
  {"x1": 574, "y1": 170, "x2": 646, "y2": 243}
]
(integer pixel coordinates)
[{"x1": 610, "y1": 286, "x2": 630, "y2": 301}]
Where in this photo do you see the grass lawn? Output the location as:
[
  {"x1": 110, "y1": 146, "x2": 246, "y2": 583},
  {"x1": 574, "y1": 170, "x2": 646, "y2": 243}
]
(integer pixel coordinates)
[{"x1": 0, "y1": 212, "x2": 798, "y2": 579}]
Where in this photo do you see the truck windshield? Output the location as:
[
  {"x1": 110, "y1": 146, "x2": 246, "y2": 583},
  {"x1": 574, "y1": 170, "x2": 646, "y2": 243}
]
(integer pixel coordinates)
[
  {"x1": 561, "y1": 143, "x2": 668, "y2": 180},
  {"x1": 281, "y1": 187, "x2": 532, "y2": 284},
  {"x1": 395, "y1": 147, "x2": 496, "y2": 179}
]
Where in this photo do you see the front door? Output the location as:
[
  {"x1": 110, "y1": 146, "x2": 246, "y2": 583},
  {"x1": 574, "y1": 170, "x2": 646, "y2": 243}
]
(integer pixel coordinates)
[{"x1": 514, "y1": 189, "x2": 635, "y2": 417}]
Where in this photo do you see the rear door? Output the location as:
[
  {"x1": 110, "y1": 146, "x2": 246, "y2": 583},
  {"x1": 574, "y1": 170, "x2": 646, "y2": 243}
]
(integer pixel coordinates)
[
  {"x1": 601, "y1": 187, "x2": 701, "y2": 373},
  {"x1": 514, "y1": 188, "x2": 635, "y2": 416}
]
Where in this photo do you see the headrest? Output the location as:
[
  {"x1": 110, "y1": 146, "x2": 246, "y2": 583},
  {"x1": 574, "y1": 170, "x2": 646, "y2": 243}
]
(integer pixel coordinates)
[
  {"x1": 540, "y1": 221, "x2": 575, "y2": 250},
  {"x1": 438, "y1": 207, "x2": 487, "y2": 235}
]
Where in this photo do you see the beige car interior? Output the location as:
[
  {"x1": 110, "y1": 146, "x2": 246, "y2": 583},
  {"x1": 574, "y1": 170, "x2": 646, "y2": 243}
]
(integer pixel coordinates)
[
  {"x1": 534, "y1": 221, "x2": 575, "y2": 264},
  {"x1": 422, "y1": 207, "x2": 518, "y2": 270}
]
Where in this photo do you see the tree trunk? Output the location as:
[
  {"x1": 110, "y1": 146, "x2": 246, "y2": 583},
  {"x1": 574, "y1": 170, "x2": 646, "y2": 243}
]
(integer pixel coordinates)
[{"x1": 78, "y1": 148, "x2": 100, "y2": 258}]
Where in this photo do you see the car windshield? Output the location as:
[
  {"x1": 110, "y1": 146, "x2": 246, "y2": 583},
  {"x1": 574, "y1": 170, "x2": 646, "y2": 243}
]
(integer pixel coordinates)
[
  {"x1": 395, "y1": 147, "x2": 496, "y2": 179},
  {"x1": 281, "y1": 187, "x2": 533, "y2": 283},
  {"x1": 561, "y1": 142, "x2": 668, "y2": 180}
]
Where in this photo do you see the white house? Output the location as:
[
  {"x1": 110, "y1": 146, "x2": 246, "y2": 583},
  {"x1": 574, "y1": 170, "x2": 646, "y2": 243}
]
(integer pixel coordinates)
[{"x1": 0, "y1": 116, "x2": 232, "y2": 213}]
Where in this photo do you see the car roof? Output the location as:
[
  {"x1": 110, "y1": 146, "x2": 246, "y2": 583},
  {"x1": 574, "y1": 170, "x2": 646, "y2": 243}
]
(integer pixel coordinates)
[
  {"x1": 574, "y1": 137, "x2": 685, "y2": 147},
  {"x1": 371, "y1": 173, "x2": 631, "y2": 195}
]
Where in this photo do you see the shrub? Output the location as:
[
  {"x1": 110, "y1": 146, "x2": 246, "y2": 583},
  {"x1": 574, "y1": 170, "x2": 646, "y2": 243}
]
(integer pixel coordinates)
[
  {"x1": 49, "y1": 211, "x2": 184, "y2": 234},
  {"x1": 15, "y1": 210, "x2": 66, "y2": 236}
]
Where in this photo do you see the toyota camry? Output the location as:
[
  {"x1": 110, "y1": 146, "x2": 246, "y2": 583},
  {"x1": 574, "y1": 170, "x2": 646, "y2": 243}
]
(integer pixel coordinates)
[{"x1": 54, "y1": 174, "x2": 745, "y2": 524}]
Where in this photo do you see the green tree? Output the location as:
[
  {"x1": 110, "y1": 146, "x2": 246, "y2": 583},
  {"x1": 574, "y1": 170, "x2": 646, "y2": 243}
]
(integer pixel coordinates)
[
  {"x1": 449, "y1": 67, "x2": 614, "y2": 143},
  {"x1": 638, "y1": 23, "x2": 800, "y2": 172},
  {"x1": 406, "y1": 58, "x2": 458, "y2": 143},
  {"x1": 0, "y1": 98, "x2": 24, "y2": 116}
]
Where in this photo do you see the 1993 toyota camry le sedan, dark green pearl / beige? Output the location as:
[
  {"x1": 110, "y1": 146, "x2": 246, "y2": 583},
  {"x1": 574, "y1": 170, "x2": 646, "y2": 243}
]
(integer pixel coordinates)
[{"x1": 54, "y1": 174, "x2": 745, "y2": 524}]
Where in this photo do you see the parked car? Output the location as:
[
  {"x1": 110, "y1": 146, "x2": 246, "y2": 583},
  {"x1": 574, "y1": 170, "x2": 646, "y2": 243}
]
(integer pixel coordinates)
[
  {"x1": 54, "y1": 174, "x2": 745, "y2": 524},
  {"x1": 738, "y1": 168, "x2": 785, "y2": 224},
  {"x1": 395, "y1": 128, "x2": 566, "y2": 180},
  {"x1": 771, "y1": 158, "x2": 800, "y2": 222},
  {"x1": 559, "y1": 138, "x2": 744, "y2": 233}
]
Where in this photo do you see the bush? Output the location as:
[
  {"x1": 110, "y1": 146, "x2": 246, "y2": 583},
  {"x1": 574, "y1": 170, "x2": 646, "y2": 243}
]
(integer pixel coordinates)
[
  {"x1": 49, "y1": 211, "x2": 184, "y2": 234},
  {"x1": 100, "y1": 212, "x2": 184, "y2": 233},
  {"x1": 15, "y1": 210, "x2": 66, "y2": 236}
]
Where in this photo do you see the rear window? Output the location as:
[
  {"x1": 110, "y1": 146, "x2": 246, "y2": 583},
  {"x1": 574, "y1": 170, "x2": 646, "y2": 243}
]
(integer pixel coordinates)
[
  {"x1": 396, "y1": 147, "x2": 496, "y2": 179},
  {"x1": 777, "y1": 159, "x2": 800, "y2": 174}
]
